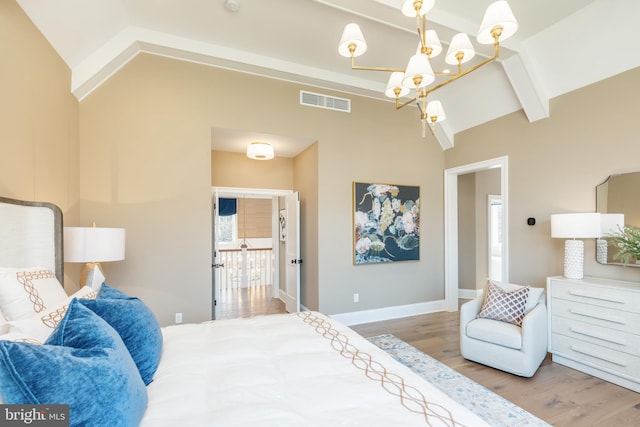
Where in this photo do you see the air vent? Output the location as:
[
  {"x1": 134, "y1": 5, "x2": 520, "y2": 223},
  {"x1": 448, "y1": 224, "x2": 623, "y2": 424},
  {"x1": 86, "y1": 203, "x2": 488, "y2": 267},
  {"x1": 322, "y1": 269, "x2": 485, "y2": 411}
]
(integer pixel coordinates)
[{"x1": 300, "y1": 90, "x2": 350, "y2": 113}]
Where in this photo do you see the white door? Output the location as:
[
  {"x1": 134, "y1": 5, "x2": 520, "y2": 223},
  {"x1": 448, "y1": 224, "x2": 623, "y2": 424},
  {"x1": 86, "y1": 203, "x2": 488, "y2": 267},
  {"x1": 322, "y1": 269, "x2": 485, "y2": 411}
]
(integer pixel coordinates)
[
  {"x1": 211, "y1": 191, "x2": 223, "y2": 319},
  {"x1": 282, "y1": 192, "x2": 301, "y2": 312}
]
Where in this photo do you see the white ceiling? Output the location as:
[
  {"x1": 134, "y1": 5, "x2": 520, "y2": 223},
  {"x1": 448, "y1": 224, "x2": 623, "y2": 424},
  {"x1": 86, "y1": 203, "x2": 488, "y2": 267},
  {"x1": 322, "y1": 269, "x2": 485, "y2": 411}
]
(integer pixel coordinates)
[{"x1": 17, "y1": 0, "x2": 640, "y2": 153}]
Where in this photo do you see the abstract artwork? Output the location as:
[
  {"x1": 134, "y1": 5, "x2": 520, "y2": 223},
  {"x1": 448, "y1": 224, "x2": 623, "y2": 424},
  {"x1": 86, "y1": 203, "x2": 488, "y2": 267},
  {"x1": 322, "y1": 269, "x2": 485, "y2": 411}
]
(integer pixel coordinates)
[{"x1": 353, "y1": 182, "x2": 420, "y2": 264}]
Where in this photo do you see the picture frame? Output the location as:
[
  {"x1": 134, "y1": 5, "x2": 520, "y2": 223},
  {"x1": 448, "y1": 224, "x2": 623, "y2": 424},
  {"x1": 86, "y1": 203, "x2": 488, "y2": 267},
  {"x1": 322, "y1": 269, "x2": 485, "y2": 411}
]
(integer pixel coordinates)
[{"x1": 353, "y1": 182, "x2": 420, "y2": 264}]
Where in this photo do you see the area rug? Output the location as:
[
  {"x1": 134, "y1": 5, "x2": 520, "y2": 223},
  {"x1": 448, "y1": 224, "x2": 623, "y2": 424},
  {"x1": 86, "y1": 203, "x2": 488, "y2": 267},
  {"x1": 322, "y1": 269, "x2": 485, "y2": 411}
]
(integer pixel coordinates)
[{"x1": 368, "y1": 334, "x2": 551, "y2": 427}]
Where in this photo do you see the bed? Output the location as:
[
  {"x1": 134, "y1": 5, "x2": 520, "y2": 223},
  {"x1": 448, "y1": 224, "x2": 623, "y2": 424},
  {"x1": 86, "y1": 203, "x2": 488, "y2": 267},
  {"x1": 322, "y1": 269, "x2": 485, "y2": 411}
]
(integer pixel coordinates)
[{"x1": 0, "y1": 197, "x2": 491, "y2": 426}]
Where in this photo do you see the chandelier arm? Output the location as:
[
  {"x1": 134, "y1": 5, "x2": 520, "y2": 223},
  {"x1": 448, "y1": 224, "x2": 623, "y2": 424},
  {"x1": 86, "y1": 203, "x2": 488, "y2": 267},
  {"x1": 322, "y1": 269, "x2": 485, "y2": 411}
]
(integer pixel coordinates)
[
  {"x1": 423, "y1": 41, "x2": 500, "y2": 97},
  {"x1": 395, "y1": 96, "x2": 418, "y2": 110},
  {"x1": 350, "y1": 53, "x2": 406, "y2": 72},
  {"x1": 416, "y1": 14, "x2": 426, "y2": 53},
  {"x1": 351, "y1": 64, "x2": 406, "y2": 72}
]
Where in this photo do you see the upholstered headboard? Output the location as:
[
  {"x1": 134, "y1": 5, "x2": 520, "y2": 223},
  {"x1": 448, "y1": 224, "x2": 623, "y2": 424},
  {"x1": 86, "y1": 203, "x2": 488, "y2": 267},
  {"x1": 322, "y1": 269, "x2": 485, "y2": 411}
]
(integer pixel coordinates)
[{"x1": 0, "y1": 197, "x2": 63, "y2": 285}]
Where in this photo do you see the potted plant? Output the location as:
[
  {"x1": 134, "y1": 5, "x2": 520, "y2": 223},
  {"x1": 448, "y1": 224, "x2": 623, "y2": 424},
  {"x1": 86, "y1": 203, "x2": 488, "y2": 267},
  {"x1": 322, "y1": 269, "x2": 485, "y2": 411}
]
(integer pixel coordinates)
[{"x1": 608, "y1": 225, "x2": 640, "y2": 264}]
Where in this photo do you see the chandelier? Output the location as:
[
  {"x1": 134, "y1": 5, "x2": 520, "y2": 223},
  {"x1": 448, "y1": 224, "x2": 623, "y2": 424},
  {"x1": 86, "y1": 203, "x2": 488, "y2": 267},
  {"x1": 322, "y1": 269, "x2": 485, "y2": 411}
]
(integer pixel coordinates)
[{"x1": 338, "y1": 0, "x2": 518, "y2": 137}]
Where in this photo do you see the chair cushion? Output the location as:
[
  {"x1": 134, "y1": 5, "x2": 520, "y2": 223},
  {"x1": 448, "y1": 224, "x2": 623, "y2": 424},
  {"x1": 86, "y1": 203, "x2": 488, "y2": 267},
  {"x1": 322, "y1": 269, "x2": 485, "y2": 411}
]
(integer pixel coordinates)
[
  {"x1": 478, "y1": 282, "x2": 529, "y2": 326},
  {"x1": 466, "y1": 318, "x2": 523, "y2": 350}
]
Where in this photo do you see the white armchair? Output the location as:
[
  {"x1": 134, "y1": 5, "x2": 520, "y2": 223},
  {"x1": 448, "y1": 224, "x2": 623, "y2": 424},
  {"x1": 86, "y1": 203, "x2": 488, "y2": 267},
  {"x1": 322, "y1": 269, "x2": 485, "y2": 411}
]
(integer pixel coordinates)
[{"x1": 460, "y1": 282, "x2": 548, "y2": 377}]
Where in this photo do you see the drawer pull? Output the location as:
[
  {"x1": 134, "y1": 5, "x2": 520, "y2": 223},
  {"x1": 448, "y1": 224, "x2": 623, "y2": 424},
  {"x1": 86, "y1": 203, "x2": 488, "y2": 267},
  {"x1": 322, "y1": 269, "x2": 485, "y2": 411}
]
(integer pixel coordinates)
[
  {"x1": 569, "y1": 308, "x2": 625, "y2": 324},
  {"x1": 569, "y1": 327, "x2": 627, "y2": 346},
  {"x1": 570, "y1": 345, "x2": 627, "y2": 367},
  {"x1": 568, "y1": 290, "x2": 626, "y2": 304}
]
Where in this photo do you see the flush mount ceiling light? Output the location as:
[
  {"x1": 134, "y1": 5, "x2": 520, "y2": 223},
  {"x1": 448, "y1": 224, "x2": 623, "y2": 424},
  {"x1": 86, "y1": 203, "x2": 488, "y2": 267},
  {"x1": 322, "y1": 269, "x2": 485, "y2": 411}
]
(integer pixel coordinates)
[
  {"x1": 338, "y1": 0, "x2": 518, "y2": 138},
  {"x1": 246, "y1": 141, "x2": 274, "y2": 160}
]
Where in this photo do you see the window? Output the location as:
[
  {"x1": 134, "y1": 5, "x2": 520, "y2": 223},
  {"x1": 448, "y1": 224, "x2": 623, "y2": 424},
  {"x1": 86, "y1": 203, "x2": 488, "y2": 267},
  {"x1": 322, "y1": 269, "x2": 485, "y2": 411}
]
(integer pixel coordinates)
[{"x1": 217, "y1": 214, "x2": 237, "y2": 243}]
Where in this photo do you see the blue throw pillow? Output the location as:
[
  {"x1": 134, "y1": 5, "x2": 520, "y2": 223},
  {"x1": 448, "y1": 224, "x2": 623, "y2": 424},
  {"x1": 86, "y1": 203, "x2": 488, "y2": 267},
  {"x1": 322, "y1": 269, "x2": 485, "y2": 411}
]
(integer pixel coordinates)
[
  {"x1": 0, "y1": 299, "x2": 147, "y2": 427},
  {"x1": 79, "y1": 284, "x2": 163, "y2": 385}
]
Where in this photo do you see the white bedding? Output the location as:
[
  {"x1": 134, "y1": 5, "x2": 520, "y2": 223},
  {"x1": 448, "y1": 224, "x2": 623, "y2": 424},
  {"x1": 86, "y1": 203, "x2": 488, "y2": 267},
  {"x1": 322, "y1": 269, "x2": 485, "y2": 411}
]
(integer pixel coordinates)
[{"x1": 141, "y1": 312, "x2": 489, "y2": 427}]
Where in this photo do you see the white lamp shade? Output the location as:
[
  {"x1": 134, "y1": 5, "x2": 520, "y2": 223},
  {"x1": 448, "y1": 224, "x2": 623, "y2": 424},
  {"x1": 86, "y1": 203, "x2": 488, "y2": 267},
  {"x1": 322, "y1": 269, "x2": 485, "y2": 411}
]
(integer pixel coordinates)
[
  {"x1": 445, "y1": 33, "x2": 476, "y2": 65},
  {"x1": 424, "y1": 30, "x2": 442, "y2": 57},
  {"x1": 426, "y1": 100, "x2": 446, "y2": 122},
  {"x1": 477, "y1": 1, "x2": 519, "y2": 44},
  {"x1": 246, "y1": 141, "x2": 274, "y2": 160},
  {"x1": 550, "y1": 213, "x2": 602, "y2": 239},
  {"x1": 64, "y1": 227, "x2": 125, "y2": 263},
  {"x1": 402, "y1": 53, "x2": 435, "y2": 88},
  {"x1": 601, "y1": 213, "x2": 625, "y2": 236},
  {"x1": 338, "y1": 23, "x2": 367, "y2": 57},
  {"x1": 385, "y1": 72, "x2": 410, "y2": 98},
  {"x1": 401, "y1": 0, "x2": 434, "y2": 17}
]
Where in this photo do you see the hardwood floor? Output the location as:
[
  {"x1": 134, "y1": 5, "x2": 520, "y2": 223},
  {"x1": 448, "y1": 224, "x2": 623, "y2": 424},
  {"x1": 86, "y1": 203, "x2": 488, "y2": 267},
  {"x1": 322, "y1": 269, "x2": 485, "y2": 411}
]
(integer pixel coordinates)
[
  {"x1": 351, "y1": 307, "x2": 640, "y2": 427},
  {"x1": 215, "y1": 291, "x2": 640, "y2": 425},
  {"x1": 215, "y1": 284, "x2": 285, "y2": 319}
]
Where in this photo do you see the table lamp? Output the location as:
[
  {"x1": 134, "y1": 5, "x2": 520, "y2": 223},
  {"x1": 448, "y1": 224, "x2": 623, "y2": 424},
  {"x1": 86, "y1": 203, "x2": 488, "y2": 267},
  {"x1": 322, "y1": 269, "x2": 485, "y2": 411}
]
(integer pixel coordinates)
[
  {"x1": 64, "y1": 225, "x2": 125, "y2": 289},
  {"x1": 550, "y1": 213, "x2": 601, "y2": 279}
]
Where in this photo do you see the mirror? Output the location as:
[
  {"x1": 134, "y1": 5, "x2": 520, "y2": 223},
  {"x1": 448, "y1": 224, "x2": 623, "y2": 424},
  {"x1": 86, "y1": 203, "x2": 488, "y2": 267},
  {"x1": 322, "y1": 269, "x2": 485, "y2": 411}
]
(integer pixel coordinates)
[{"x1": 596, "y1": 171, "x2": 640, "y2": 266}]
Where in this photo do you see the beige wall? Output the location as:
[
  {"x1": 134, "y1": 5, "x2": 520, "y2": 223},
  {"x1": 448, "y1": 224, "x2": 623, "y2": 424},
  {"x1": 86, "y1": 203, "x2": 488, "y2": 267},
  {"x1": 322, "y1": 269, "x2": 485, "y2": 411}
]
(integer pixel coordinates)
[
  {"x1": 458, "y1": 174, "x2": 476, "y2": 290},
  {"x1": 294, "y1": 143, "x2": 319, "y2": 310},
  {"x1": 79, "y1": 52, "x2": 439, "y2": 323},
  {"x1": 446, "y1": 66, "x2": 640, "y2": 287},
  {"x1": 0, "y1": 1, "x2": 79, "y2": 216},
  {"x1": 79, "y1": 55, "x2": 214, "y2": 325},
  {"x1": 211, "y1": 150, "x2": 294, "y2": 189},
  {"x1": 0, "y1": 1, "x2": 80, "y2": 289}
]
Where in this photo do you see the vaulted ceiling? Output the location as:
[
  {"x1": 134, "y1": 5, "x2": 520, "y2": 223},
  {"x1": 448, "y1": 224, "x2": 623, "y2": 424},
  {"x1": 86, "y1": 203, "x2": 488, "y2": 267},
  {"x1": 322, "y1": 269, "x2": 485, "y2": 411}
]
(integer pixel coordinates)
[{"x1": 17, "y1": 0, "x2": 640, "y2": 149}]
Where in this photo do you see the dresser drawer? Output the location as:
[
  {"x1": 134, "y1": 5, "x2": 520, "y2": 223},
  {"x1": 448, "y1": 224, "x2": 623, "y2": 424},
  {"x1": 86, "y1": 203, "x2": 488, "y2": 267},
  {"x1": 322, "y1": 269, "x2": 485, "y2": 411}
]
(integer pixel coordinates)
[
  {"x1": 552, "y1": 298, "x2": 640, "y2": 335},
  {"x1": 552, "y1": 315, "x2": 640, "y2": 356},
  {"x1": 550, "y1": 279, "x2": 640, "y2": 313},
  {"x1": 552, "y1": 335, "x2": 640, "y2": 380}
]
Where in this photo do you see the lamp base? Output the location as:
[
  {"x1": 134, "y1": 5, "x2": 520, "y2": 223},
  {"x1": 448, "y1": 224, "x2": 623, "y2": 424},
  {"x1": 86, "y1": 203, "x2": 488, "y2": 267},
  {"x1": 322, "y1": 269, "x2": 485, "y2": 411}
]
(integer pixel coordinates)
[
  {"x1": 596, "y1": 239, "x2": 608, "y2": 264},
  {"x1": 80, "y1": 262, "x2": 106, "y2": 290},
  {"x1": 564, "y1": 239, "x2": 584, "y2": 279}
]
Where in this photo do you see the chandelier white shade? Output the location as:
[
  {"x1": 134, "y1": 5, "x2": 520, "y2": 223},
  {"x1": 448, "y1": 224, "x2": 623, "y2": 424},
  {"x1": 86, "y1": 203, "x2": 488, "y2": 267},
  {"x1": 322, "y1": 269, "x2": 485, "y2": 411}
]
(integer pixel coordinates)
[
  {"x1": 551, "y1": 213, "x2": 601, "y2": 279},
  {"x1": 401, "y1": 0, "x2": 434, "y2": 17},
  {"x1": 445, "y1": 33, "x2": 475, "y2": 65},
  {"x1": 246, "y1": 141, "x2": 274, "y2": 160},
  {"x1": 338, "y1": 23, "x2": 367, "y2": 58},
  {"x1": 385, "y1": 72, "x2": 410, "y2": 98},
  {"x1": 402, "y1": 54, "x2": 435, "y2": 88},
  {"x1": 423, "y1": 30, "x2": 442, "y2": 57},
  {"x1": 425, "y1": 100, "x2": 445, "y2": 124},
  {"x1": 477, "y1": 0, "x2": 519, "y2": 44},
  {"x1": 338, "y1": 0, "x2": 518, "y2": 138}
]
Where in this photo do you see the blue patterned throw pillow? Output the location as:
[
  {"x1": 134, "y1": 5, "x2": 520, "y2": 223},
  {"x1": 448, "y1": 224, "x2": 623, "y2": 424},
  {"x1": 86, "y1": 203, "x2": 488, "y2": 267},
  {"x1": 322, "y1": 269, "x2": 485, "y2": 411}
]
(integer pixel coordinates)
[
  {"x1": 0, "y1": 298, "x2": 148, "y2": 427},
  {"x1": 79, "y1": 284, "x2": 163, "y2": 385}
]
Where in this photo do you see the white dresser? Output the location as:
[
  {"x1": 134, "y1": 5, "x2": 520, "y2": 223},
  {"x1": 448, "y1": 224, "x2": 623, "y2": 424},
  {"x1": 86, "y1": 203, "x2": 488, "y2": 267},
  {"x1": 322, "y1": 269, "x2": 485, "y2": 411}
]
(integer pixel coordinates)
[{"x1": 547, "y1": 276, "x2": 640, "y2": 392}]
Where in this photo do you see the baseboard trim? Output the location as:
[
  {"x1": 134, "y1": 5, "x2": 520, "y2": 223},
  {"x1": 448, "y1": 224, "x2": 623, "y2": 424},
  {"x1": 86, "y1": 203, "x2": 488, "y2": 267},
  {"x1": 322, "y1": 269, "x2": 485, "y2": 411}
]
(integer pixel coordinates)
[
  {"x1": 329, "y1": 299, "x2": 448, "y2": 326},
  {"x1": 458, "y1": 288, "x2": 483, "y2": 300}
]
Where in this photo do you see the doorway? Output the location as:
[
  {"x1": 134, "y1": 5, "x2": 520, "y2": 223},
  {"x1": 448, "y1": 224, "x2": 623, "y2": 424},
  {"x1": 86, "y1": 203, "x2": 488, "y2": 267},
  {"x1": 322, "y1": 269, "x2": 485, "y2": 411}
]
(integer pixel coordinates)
[
  {"x1": 488, "y1": 194, "x2": 503, "y2": 282},
  {"x1": 444, "y1": 156, "x2": 509, "y2": 311},
  {"x1": 211, "y1": 187, "x2": 292, "y2": 319}
]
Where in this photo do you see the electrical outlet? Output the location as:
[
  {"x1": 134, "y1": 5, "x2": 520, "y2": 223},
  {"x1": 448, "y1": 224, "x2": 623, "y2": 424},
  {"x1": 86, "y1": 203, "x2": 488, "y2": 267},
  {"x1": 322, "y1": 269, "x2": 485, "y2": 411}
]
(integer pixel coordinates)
[
  {"x1": 353, "y1": 293, "x2": 359, "y2": 303},
  {"x1": 175, "y1": 312, "x2": 183, "y2": 324}
]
